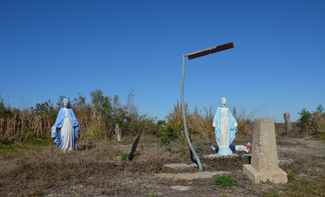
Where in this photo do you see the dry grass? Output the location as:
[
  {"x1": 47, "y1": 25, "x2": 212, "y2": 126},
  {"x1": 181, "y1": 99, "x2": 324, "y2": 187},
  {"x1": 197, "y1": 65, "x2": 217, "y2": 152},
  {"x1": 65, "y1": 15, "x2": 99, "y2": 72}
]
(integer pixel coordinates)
[
  {"x1": 1, "y1": 143, "x2": 175, "y2": 185},
  {"x1": 311, "y1": 112, "x2": 325, "y2": 132},
  {"x1": 0, "y1": 144, "x2": 174, "y2": 196},
  {"x1": 1, "y1": 136, "x2": 325, "y2": 196},
  {"x1": 166, "y1": 102, "x2": 267, "y2": 140},
  {"x1": 0, "y1": 90, "x2": 162, "y2": 143},
  {"x1": 141, "y1": 134, "x2": 159, "y2": 143},
  {"x1": 276, "y1": 138, "x2": 305, "y2": 146},
  {"x1": 166, "y1": 101, "x2": 217, "y2": 140},
  {"x1": 0, "y1": 108, "x2": 149, "y2": 142}
]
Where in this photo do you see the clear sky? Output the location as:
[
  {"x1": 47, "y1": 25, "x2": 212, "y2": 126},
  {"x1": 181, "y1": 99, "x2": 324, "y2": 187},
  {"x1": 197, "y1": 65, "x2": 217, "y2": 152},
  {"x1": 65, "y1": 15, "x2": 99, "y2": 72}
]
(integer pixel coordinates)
[{"x1": 0, "y1": 0, "x2": 324, "y2": 123}]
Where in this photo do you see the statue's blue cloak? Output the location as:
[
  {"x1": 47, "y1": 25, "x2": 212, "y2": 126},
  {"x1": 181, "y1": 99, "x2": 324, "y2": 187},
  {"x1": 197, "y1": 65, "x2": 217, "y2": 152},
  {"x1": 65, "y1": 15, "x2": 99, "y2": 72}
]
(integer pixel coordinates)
[
  {"x1": 51, "y1": 100, "x2": 79, "y2": 149},
  {"x1": 213, "y1": 106, "x2": 237, "y2": 146}
]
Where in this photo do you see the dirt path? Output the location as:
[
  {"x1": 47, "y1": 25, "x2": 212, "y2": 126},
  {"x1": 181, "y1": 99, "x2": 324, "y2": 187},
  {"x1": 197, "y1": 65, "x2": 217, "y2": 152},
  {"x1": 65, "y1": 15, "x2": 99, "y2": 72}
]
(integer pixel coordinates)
[{"x1": 277, "y1": 137, "x2": 325, "y2": 159}]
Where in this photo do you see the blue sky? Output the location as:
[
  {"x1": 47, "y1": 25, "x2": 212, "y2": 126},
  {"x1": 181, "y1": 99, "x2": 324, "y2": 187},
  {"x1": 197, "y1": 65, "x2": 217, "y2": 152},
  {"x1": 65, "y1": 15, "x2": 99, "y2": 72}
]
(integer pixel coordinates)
[{"x1": 0, "y1": 0, "x2": 324, "y2": 123}]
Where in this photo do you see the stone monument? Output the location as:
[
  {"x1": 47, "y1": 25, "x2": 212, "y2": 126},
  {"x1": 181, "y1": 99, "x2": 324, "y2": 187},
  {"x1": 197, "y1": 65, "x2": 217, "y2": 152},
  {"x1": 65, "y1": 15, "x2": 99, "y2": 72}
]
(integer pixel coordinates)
[
  {"x1": 212, "y1": 97, "x2": 238, "y2": 155},
  {"x1": 51, "y1": 98, "x2": 79, "y2": 153},
  {"x1": 243, "y1": 118, "x2": 287, "y2": 184}
]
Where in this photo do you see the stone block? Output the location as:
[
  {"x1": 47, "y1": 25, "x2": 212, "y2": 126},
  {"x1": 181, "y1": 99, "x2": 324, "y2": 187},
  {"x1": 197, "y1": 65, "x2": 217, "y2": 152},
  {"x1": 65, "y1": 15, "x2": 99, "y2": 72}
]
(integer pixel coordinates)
[
  {"x1": 243, "y1": 118, "x2": 287, "y2": 184},
  {"x1": 164, "y1": 163, "x2": 207, "y2": 169},
  {"x1": 154, "y1": 171, "x2": 230, "y2": 180},
  {"x1": 243, "y1": 164, "x2": 288, "y2": 184}
]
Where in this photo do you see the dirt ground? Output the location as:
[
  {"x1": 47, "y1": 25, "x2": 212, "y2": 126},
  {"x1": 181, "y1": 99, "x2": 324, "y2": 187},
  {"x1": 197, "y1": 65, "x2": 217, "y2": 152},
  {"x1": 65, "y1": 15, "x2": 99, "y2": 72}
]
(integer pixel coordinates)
[{"x1": 0, "y1": 136, "x2": 324, "y2": 197}]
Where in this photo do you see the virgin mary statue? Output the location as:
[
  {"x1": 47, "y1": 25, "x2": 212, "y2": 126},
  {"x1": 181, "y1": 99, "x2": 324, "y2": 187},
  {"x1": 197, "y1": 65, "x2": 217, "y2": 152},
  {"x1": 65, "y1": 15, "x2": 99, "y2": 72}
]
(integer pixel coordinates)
[
  {"x1": 51, "y1": 98, "x2": 79, "y2": 152},
  {"x1": 213, "y1": 97, "x2": 238, "y2": 155}
]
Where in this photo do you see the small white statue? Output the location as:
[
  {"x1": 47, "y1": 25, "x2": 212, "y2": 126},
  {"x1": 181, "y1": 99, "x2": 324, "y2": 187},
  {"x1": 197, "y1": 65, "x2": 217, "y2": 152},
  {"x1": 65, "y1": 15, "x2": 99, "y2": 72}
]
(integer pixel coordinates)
[
  {"x1": 115, "y1": 123, "x2": 121, "y2": 141},
  {"x1": 51, "y1": 98, "x2": 79, "y2": 153},
  {"x1": 213, "y1": 97, "x2": 238, "y2": 155}
]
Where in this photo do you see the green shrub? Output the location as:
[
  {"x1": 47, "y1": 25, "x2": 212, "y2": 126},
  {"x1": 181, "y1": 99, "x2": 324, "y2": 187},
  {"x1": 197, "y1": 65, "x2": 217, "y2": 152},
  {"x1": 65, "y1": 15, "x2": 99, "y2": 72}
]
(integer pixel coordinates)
[
  {"x1": 311, "y1": 133, "x2": 325, "y2": 141},
  {"x1": 87, "y1": 141, "x2": 95, "y2": 149},
  {"x1": 298, "y1": 104, "x2": 325, "y2": 133},
  {"x1": 120, "y1": 153, "x2": 128, "y2": 161},
  {"x1": 260, "y1": 179, "x2": 273, "y2": 184},
  {"x1": 0, "y1": 137, "x2": 14, "y2": 145},
  {"x1": 156, "y1": 125, "x2": 180, "y2": 145},
  {"x1": 298, "y1": 108, "x2": 312, "y2": 126},
  {"x1": 213, "y1": 175, "x2": 238, "y2": 188},
  {"x1": 193, "y1": 140, "x2": 206, "y2": 157}
]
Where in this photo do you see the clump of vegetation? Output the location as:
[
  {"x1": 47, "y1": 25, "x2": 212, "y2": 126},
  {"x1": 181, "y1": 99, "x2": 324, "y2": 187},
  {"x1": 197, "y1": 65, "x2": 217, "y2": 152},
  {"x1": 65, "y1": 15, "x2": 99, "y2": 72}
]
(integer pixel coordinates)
[
  {"x1": 298, "y1": 104, "x2": 325, "y2": 134},
  {"x1": 286, "y1": 169, "x2": 297, "y2": 182},
  {"x1": 280, "y1": 177, "x2": 325, "y2": 197},
  {"x1": 120, "y1": 153, "x2": 128, "y2": 161},
  {"x1": 156, "y1": 125, "x2": 180, "y2": 145},
  {"x1": 0, "y1": 137, "x2": 14, "y2": 145},
  {"x1": 192, "y1": 139, "x2": 206, "y2": 157},
  {"x1": 260, "y1": 179, "x2": 273, "y2": 184},
  {"x1": 87, "y1": 141, "x2": 95, "y2": 149},
  {"x1": 311, "y1": 133, "x2": 325, "y2": 141},
  {"x1": 0, "y1": 136, "x2": 53, "y2": 159},
  {"x1": 213, "y1": 175, "x2": 238, "y2": 188},
  {"x1": 165, "y1": 101, "x2": 215, "y2": 140}
]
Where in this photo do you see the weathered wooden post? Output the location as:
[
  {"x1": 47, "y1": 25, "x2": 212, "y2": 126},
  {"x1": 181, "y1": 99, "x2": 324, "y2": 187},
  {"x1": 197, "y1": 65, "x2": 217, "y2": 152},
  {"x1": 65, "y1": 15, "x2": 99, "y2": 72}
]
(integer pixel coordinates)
[
  {"x1": 115, "y1": 123, "x2": 121, "y2": 141},
  {"x1": 283, "y1": 113, "x2": 292, "y2": 134}
]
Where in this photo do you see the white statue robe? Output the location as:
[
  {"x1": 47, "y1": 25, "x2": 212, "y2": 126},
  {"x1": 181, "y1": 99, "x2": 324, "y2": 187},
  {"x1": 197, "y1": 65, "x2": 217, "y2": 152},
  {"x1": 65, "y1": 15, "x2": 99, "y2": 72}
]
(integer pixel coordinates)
[
  {"x1": 61, "y1": 109, "x2": 75, "y2": 152},
  {"x1": 213, "y1": 106, "x2": 237, "y2": 147},
  {"x1": 219, "y1": 108, "x2": 230, "y2": 148}
]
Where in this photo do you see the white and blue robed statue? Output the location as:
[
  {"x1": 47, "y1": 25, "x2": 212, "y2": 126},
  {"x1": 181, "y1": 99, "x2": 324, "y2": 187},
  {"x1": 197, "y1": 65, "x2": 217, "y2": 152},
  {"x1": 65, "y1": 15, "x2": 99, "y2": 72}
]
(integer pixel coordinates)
[
  {"x1": 213, "y1": 97, "x2": 238, "y2": 155},
  {"x1": 51, "y1": 98, "x2": 79, "y2": 153}
]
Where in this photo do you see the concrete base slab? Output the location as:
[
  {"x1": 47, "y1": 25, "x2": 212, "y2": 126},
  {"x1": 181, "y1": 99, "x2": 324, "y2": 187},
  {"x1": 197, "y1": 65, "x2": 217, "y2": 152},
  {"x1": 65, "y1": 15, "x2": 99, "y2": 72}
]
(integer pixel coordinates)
[
  {"x1": 170, "y1": 185, "x2": 190, "y2": 191},
  {"x1": 204, "y1": 154, "x2": 238, "y2": 159},
  {"x1": 154, "y1": 171, "x2": 230, "y2": 180},
  {"x1": 243, "y1": 164, "x2": 288, "y2": 184},
  {"x1": 164, "y1": 163, "x2": 206, "y2": 169}
]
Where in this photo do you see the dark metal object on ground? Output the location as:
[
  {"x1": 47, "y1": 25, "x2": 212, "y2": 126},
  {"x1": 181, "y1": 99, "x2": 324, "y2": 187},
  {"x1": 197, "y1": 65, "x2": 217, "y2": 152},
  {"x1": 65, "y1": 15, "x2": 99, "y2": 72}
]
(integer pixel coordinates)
[
  {"x1": 181, "y1": 42, "x2": 234, "y2": 170},
  {"x1": 128, "y1": 125, "x2": 145, "y2": 161}
]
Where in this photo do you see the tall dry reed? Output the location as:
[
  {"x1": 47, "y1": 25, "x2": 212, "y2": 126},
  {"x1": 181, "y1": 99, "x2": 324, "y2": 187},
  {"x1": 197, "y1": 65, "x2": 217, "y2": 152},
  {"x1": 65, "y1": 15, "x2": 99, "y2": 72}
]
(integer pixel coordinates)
[
  {"x1": 0, "y1": 89, "x2": 160, "y2": 142},
  {"x1": 166, "y1": 101, "x2": 265, "y2": 140}
]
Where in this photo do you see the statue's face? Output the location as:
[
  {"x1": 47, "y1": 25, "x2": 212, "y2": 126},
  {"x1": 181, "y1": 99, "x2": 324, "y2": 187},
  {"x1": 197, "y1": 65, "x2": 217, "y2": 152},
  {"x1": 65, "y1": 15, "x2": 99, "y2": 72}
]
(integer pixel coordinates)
[
  {"x1": 63, "y1": 102, "x2": 69, "y2": 108},
  {"x1": 222, "y1": 99, "x2": 227, "y2": 105}
]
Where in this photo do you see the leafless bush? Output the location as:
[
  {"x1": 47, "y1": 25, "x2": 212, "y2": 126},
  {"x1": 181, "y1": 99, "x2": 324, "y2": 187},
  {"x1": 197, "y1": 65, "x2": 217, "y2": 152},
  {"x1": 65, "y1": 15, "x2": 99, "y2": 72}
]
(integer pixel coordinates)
[{"x1": 232, "y1": 106, "x2": 265, "y2": 137}]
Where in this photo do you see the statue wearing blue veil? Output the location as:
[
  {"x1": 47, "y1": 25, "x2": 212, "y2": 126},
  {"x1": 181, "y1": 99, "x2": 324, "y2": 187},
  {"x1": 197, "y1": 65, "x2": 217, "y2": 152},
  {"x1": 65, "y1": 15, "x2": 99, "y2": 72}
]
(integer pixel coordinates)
[
  {"x1": 51, "y1": 98, "x2": 79, "y2": 152},
  {"x1": 213, "y1": 97, "x2": 238, "y2": 155}
]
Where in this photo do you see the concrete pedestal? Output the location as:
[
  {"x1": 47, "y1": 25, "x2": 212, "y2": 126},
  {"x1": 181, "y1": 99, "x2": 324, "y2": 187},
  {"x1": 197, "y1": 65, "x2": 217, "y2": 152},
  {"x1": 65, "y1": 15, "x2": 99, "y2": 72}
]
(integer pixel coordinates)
[
  {"x1": 243, "y1": 118, "x2": 287, "y2": 184},
  {"x1": 243, "y1": 164, "x2": 287, "y2": 184}
]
